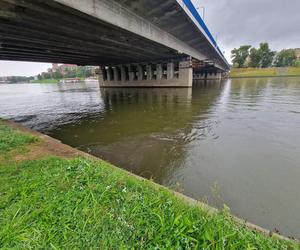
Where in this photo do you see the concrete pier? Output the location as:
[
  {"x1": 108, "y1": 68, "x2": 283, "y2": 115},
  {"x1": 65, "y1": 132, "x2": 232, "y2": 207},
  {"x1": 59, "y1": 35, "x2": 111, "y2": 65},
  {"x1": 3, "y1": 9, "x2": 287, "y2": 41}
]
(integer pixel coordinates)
[
  {"x1": 99, "y1": 59, "x2": 193, "y2": 88},
  {"x1": 193, "y1": 72, "x2": 223, "y2": 80}
]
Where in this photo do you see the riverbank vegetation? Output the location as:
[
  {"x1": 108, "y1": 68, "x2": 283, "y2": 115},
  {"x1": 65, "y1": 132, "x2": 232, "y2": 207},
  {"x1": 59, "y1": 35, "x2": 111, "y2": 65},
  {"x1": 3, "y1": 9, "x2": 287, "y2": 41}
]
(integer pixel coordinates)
[
  {"x1": 231, "y1": 43, "x2": 300, "y2": 69},
  {"x1": 230, "y1": 43, "x2": 300, "y2": 78},
  {"x1": 1, "y1": 66, "x2": 94, "y2": 84},
  {"x1": 0, "y1": 121, "x2": 298, "y2": 249},
  {"x1": 230, "y1": 67, "x2": 300, "y2": 78},
  {"x1": 0, "y1": 124, "x2": 37, "y2": 155},
  {"x1": 30, "y1": 79, "x2": 60, "y2": 84},
  {"x1": 0, "y1": 76, "x2": 34, "y2": 84}
]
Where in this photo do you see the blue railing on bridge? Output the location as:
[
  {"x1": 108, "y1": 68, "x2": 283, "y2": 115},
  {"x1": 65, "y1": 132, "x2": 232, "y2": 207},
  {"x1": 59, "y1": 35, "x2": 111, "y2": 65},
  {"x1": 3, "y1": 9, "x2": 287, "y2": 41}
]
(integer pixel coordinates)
[{"x1": 182, "y1": 0, "x2": 227, "y2": 63}]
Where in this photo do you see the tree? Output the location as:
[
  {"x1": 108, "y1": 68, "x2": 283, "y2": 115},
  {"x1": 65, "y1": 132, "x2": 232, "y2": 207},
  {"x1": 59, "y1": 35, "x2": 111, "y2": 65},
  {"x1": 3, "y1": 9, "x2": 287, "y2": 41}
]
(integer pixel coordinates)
[
  {"x1": 41, "y1": 72, "x2": 51, "y2": 79},
  {"x1": 52, "y1": 71, "x2": 63, "y2": 79},
  {"x1": 248, "y1": 48, "x2": 261, "y2": 67},
  {"x1": 258, "y1": 43, "x2": 275, "y2": 68},
  {"x1": 274, "y1": 49, "x2": 297, "y2": 67},
  {"x1": 231, "y1": 45, "x2": 251, "y2": 68}
]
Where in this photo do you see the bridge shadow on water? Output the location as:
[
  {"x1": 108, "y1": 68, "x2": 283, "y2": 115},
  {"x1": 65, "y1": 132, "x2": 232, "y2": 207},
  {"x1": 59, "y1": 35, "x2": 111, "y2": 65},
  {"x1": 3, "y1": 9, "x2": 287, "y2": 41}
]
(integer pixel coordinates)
[{"x1": 50, "y1": 81, "x2": 225, "y2": 187}]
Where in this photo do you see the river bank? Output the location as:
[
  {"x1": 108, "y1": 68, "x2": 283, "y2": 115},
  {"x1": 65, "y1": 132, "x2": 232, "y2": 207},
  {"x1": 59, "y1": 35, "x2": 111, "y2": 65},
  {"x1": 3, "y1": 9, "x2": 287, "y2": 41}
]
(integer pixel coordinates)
[
  {"x1": 229, "y1": 67, "x2": 300, "y2": 78},
  {"x1": 0, "y1": 119, "x2": 298, "y2": 249},
  {"x1": 30, "y1": 79, "x2": 60, "y2": 84}
]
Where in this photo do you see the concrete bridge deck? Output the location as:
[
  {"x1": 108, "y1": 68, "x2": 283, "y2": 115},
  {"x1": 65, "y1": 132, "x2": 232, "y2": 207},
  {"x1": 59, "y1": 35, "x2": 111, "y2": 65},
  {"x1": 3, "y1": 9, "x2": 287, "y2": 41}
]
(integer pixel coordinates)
[{"x1": 0, "y1": 0, "x2": 229, "y2": 86}]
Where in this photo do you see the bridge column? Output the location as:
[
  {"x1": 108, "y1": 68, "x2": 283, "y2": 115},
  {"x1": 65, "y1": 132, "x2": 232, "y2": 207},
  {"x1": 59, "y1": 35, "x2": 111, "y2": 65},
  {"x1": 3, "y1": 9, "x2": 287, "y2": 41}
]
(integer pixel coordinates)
[
  {"x1": 107, "y1": 67, "x2": 113, "y2": 81},
  {"x1": 179, "y1": 60, "x2": 193, "y2": 87},
  {"x1": 98, "y1": 67, "x2": 105, "y2": 85},
  {"x1": 137, "y1": 65, "x2": 143, "y2": 81},
  {"x1": 128, "y1": 65, "x2": 135, "y2": 81},
  {"x1": 146, "y1": 65, "x2": 153, "y2": 80},
  {"x1": 98, "y1": 59, "x2": 193, "y2": 87},
  {"x1": 121, "y1": 66, "x2": 127, "y2": 81},
  {"x1": 113, "y1": 67, "x2": 120, "y2": 81},
  {"x1": 167, "y1": 62, "x2": 174, "y2": 79},
  {"x1": 156, "y1": 64, "x2": 163, "y2": 80}
]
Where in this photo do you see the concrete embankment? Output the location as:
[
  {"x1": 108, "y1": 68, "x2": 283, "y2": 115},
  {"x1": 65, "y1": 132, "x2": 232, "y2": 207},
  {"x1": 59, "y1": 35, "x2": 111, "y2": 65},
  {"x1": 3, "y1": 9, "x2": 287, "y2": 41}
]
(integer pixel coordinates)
[{"x1": 0, "y1": 119, "x2": 298, "y2": 248}]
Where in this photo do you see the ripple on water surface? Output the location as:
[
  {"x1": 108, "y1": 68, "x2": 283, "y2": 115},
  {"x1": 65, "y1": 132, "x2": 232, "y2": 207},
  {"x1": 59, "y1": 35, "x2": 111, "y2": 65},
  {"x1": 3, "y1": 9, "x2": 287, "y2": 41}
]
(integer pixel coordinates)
[{"x1": 0, "y1": 78, "x2": 300, "y2": 238}]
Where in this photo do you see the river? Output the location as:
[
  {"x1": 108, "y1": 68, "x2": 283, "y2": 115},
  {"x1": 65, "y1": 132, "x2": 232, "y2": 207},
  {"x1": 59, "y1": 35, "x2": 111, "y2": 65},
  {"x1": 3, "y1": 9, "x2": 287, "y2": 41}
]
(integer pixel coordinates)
[{"x1": 0, "y1": 77, "x2": 299, "y2": 238}]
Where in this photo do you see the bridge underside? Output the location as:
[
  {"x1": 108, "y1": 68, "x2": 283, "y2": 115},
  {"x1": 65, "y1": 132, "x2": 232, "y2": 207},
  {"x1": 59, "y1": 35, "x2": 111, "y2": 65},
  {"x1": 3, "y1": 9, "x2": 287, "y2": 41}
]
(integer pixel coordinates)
[
  {"x1": 0, "y1": 0, "x2": 228, "y2": 87},
  {"x1": 0, "y1": 0, "x2": 186, "y2": 65}
]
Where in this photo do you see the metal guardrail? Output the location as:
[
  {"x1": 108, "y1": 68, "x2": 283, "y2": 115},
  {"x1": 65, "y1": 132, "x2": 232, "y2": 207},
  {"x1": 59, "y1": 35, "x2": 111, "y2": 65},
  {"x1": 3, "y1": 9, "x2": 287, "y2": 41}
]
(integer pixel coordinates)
[{"x1": 182, "y1": 0, "x2": 228, "y2": 65}]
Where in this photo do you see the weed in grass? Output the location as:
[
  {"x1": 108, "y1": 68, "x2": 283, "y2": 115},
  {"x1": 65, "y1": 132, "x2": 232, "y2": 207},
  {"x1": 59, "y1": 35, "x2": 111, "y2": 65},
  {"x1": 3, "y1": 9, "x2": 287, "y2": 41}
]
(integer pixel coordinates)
[{"x1": 0, "y1": 124, "x2": 38, "y2": 154}]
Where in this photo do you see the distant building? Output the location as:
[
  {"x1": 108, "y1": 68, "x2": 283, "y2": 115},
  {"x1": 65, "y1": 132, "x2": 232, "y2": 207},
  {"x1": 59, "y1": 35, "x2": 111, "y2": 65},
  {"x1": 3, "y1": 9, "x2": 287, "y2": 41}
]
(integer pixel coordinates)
[
  {"x1": 52, "y1": 63, "x2": 59, "y2": 71},
  {"x1": 52, "y1": 63, "x2": 78, "y2": 76}
]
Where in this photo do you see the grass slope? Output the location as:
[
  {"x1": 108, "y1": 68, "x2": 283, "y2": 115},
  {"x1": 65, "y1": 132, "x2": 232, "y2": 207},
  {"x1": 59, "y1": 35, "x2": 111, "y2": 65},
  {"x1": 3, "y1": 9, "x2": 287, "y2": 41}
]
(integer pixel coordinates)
[
  {"x1": 230, "y1": 67, "x2": 300, "y2": 78},
  {"x1": 0, "y1": 124, "x2": 37, "y2": 154},
  {"x1": 0, "y1": 123, "x2": 299, "y2": 249}
]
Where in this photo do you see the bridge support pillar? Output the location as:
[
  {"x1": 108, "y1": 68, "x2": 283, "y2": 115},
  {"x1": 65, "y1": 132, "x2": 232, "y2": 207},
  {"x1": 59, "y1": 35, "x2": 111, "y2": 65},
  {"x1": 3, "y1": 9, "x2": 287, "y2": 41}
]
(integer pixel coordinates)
[
  {"x1": 113, "y1": 67, "x2": 119, "y2": 81},
  {"x1": 179, "y1": 61, "x2": 193, "y2": 87},
  {"x1": 167, "y1": 63, "x2": 174, "y2": 79},
  {"x1": 107, "y1": 67, "x2": 113, "y2": 81},
  {"x1": 146, "y1": 65, "x2": 153, "y2": 80},
  {"x1": 137, "y1": 65, "x2": 143, "y2": 81},
  {"x1": 99, "y1": 59, "x2": 192, "y2": 88},
  {"x1": 193, "y1": 72, "x2": 223, "y2": 81},
  {"x1": 120, "y1": 66, "x2": 127, "y2": 81},
  {"x1": 128, "y1": 65, "x2": 135, "y2": 82},
  {"x1": 156, "y1": 64, "x2": 163, "y2": 80}
]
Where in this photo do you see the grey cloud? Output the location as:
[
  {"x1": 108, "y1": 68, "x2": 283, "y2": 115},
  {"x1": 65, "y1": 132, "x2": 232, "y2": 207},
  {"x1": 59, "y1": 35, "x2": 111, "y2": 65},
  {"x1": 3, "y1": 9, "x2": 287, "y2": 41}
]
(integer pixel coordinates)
[{"x1": 193, "y1": 0, "x2": 300, "y2": 59}]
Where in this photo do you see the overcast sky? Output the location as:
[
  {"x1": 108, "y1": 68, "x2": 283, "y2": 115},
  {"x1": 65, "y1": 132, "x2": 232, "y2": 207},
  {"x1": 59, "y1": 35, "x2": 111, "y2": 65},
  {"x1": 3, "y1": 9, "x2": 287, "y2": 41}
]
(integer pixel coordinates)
[
  {"x1": 193, "y1": 0, "x2": 300, "y2": 58},
  {"x1": 1, "y1": 0, "x2": 300, "y2": 76}
]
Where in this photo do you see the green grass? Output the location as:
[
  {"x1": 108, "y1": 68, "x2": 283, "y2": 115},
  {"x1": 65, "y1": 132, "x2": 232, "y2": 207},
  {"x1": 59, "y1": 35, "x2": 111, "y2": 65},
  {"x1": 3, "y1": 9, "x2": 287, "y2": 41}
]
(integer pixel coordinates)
[
  {"x1": 230, "y1": 67, "x2": 300, "y2": 78},
  {"x1": 0, "y1": 157, "x2": 298, "y2": 249},
  {"x1": 0, "y1": 123, "x2": 299, "y2": 249},
  {"x1": 0, "y1": 124, "x2": 37, "y2": 154},
  {"x1": 30, "y1": 79, "x2": 59, "y2": 84},
  {"x1": 30, "y1": 78, "x2": 85, "y2": 84},
  {"x1": 287, "y1": 67, "x2": 300, "y2": 75}
]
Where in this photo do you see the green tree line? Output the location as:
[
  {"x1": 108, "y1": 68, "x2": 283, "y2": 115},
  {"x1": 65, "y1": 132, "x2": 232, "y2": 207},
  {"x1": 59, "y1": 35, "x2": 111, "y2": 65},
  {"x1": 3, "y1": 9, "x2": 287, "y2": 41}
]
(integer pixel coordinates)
[
  {"x1": 3, "y1": 76, "x2": 34, "y2": 83},
  {"x1": 231, "y1": 43, "x2": 300, "y2": 68}
]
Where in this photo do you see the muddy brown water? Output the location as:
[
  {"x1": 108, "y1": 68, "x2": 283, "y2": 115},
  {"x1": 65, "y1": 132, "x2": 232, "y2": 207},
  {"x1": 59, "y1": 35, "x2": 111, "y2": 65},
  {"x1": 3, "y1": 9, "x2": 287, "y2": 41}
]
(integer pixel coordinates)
[{"x1": 0, "y1": 77, "x2": 299, "y2": 238}]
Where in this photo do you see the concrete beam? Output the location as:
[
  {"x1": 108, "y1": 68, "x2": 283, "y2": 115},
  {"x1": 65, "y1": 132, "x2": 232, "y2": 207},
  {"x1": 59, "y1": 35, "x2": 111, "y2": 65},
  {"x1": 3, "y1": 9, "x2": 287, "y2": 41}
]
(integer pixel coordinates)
[
  {"x1": 167, "y1": 62, "x2": 174, "y2": 79},
  {"x1": 54, "y1": 0, "x2": 207, "y2": 61},
  {"x1": 0, "y1": 0, "x2": 228, "y2": 71},
  {"x1": 176, "y1": 0, "x2": 228, "y2": 70}
]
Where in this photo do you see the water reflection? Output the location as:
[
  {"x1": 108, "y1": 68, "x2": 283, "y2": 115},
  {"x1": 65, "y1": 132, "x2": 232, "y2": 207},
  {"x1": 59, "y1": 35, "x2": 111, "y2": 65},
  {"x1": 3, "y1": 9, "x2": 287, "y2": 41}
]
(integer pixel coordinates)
[
  {"x1": 0, "y1": 78, "x2": 299, "y2": 238},
  {"x1": 50, "y1": 84, "x2": 224, "y2": 183}
]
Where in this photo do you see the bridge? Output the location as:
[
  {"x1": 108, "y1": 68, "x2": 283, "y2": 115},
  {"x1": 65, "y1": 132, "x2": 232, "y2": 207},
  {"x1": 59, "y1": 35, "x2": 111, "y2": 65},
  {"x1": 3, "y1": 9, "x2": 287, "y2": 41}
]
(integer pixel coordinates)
[{"x1": 0, "y1": 0, "x2": 230, "y2": 87}]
